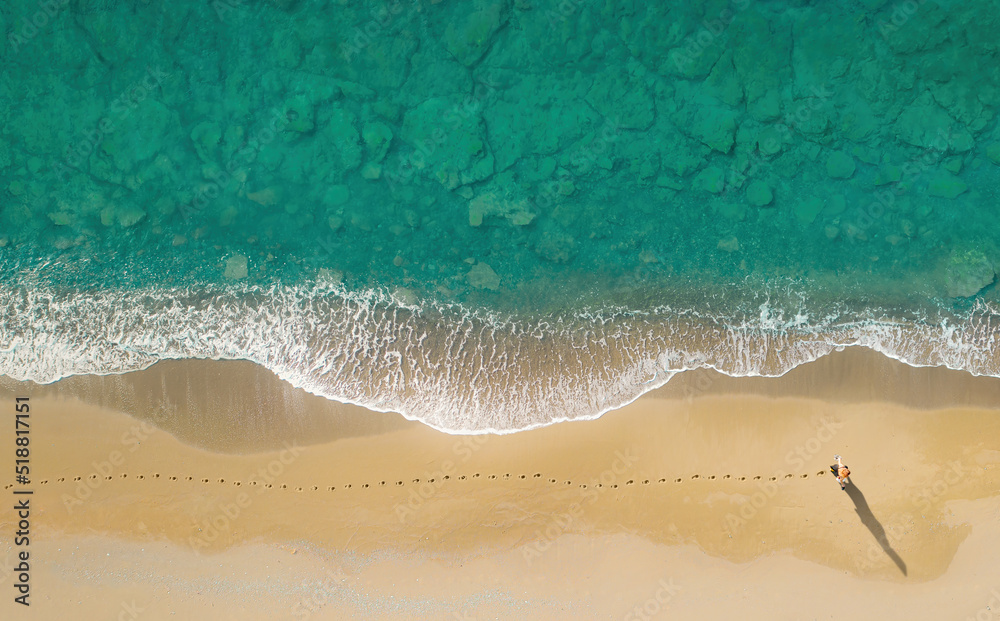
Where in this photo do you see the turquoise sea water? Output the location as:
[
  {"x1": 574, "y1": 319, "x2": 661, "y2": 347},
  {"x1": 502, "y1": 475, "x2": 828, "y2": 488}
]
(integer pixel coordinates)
[{"x1": 1, "y1": 0, "x2": 998, "y2": 432}]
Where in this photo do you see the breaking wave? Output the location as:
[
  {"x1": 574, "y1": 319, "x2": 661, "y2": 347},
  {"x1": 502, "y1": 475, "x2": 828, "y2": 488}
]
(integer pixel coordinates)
[{"x1": 1, "y1": 281, "x2": 998, "y2": 433}]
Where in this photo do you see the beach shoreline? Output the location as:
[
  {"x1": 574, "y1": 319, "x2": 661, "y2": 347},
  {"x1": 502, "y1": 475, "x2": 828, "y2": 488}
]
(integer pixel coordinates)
[{"x1": 1, "y1": 348, "x2": 998, "y2": 619}]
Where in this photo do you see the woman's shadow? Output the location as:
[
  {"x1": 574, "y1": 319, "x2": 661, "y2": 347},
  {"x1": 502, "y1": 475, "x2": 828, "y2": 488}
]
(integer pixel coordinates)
[{"x1": 844, "y1": 481, "x2": 908, "y2": 576}]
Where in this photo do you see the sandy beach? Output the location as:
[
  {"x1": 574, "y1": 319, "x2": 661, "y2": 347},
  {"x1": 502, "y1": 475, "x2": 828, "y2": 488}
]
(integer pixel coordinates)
[
  {"x1": 1, "y1": 347, "x2": 999, "y2": 620},
  {"x1": 6, "y1": 0, "x2": 1000, "y2": 619}
]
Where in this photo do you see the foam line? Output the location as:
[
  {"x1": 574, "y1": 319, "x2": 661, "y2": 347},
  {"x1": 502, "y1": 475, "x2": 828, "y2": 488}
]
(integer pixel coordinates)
[{"x1": 1, "y1": 282, "x2": 998, "y2": 434}]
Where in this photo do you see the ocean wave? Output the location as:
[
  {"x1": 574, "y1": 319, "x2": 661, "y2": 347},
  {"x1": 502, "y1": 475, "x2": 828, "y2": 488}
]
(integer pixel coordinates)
[{"x1": 0, "y1": 281, "x2": 998, "y2": 434}]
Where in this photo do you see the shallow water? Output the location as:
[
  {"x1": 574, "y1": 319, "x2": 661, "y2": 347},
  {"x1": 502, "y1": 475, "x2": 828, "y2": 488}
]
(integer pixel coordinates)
[{"x1": 1, "y1": 0, "x2": 998, "y2": 431}]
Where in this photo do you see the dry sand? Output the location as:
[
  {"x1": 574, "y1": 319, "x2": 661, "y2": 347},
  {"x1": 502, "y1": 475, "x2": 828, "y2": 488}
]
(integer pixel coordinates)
[{"x1": 1, "y1": 347, "x2": 999, "y2": 620}]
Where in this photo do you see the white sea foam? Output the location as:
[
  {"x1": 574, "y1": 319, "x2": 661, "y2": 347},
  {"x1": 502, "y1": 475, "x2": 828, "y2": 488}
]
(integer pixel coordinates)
[{"x1": 0, "y1": 282, "x2": 998, "y2": 434}]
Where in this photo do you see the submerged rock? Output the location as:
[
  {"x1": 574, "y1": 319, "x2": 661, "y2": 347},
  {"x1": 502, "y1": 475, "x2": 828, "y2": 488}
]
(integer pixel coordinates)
[
  {"x1": 746, "y1": 180, "x2": 773, "y2": 207},
  {"x1": 986, "y1": 143, "x2": 1000, "y2": 165},
  {"x1": 894, "y1": 92, "x2": 967, "y2": 150},
  {"x1": 716, "y1": 202, "x2": 747, "y2": 222},
  {"x1": 104, "y1": 100, "x2": 174, "y2": 173},
  {"x1": 717, "y1": 236, "x2": 739, "y2": 253},
  {"x1": 466, "y1": 262, "x2": 500, "y2": 290},
  {"x1": 444, "y1": 0, "x2": 506, "y2": 67},
  {"x1": 684, "y1": 102, "x2": 739, "y2": 153},
  {"x1": 945, "y1": 250, "x2": 995, "y2": 298},
  {"x1": 826, "y1": 151, "x2": 855, "y2": 179},
  {"x1": 284, "y1": 95, "x2": 316, "y2": 134},
  {"x1": 586, "y1": 62, "x2": 654, "y2": 130},
  {"x1": 534, "y1": 229, "x2": 577, "y2": 263},
  {"x1": 224, "y1": 255, "x2": 249, "y2": 280},
  {"x1": 324, "y1": 108, "x2": 364, "y2": 172},
  {"x1": 323, "y1": 185, "x2": 350, "y2": 207},
  {"x1": 116, "y1": 206, "x2": 147, "y2": 228},
  {"x1": 927, "y1": 172, "x2": 968, "y2": 199},
  {"x1": 362, "y1": 121, "x2": 393, "y2": 164},
  {"x1": 467, "y1": 190, "x2": 535, "y2": 228},
  {"x1": 694, "y1": 166, "x2": 725, "y2": 194},
  {"x1": 874, "y1": 164, "x2": 902, "y2": 185},
  {"x1": 191, "y1": 121, "x2": 223, "y2": 164},
  {"x1": 794, "y1": 196, "x2": 824, "y2": 225},
  {"x1": 401, "y1": 96, "x2": 494, "y2": 189}
]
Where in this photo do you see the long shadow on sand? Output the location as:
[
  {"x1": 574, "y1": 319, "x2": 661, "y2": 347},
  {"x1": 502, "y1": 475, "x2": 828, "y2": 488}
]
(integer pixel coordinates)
[{"x1": 845, "y1": 482, "x2": 907, "y2": 576}]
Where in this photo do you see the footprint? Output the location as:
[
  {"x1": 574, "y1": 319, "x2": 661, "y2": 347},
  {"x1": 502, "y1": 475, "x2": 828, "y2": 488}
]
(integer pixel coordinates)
[
  {"x1": 723, "y1": 475, "x2": 731, "y2": 479},
  {"x1": 753, "y1": 476, "x2": 761, "y2": 480},
  {"x1": 675, "y1": 478, "x2": 682, "y2": 483},
  {"x1": 784, "y1": 474, "x2": 794, "y2": 479},
  {"x1": 708, "y1": 475, "x2": 716, "y2": 480},
  {"x1": 738, "y1": 477, "x2": 746, "y2": 481},
  {"x1": 519, "y1": 474, "x2": 526, "y2": 479},
  {"x1": 800, "y1": 474, "x2": 808, "y2": 479},
  {"x1": 533, "y1": 473, "x2": 541, "y2": 478},
  {"x1": 691, "y1": 474, "x2": 700, "y2": 479}
]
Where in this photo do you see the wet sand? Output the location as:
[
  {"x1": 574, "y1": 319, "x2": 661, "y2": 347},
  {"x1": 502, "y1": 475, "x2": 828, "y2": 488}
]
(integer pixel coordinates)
[{"x1": 1, "y1": 347, "x2": 999, "y2": 620}]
